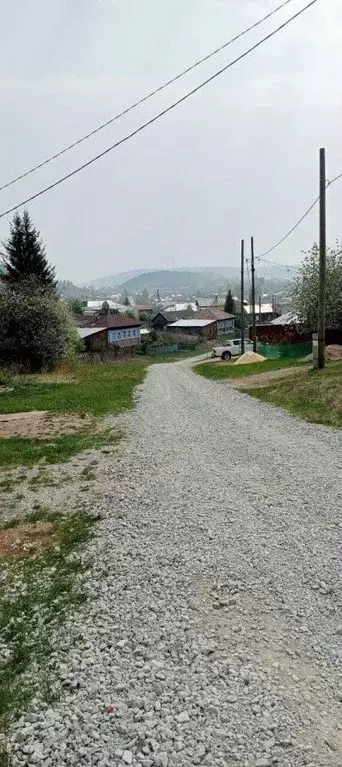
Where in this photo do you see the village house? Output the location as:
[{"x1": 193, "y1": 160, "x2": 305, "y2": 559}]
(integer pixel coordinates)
[
  {"x1": 134, "y1": 304, "x2": 155, "y2": 321},
  {"x1": 167, "y1": 318, "x2": 217, "y2": 338},
  {"x1": 244, "y1": 303, "x2": 280, "y2": 324},
  {"x1": 195, "y1": 298, "x2": 220, "y2": 310},
  {"x1": 196, "y1": 308, "x2": 235, "y2": 334},
  {"x1": 76, "y1": 315, "x2": 141, "y2": 356},
  {"x1": 84, "y1": 300, "x2": 127, "y2": 315},
  {"x1": 150, "y1": 309, "x2": 196, "y2": 331}
]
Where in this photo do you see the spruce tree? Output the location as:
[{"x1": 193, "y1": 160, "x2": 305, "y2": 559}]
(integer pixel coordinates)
[
  {"x1": 224, "y1": 288, "x2": 236, "y2": 315},
  {"x1": 0, "y1": 210, "x2": 57, "y2": 292}
]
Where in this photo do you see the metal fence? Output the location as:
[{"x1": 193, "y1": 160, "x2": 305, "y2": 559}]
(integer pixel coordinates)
[{"x1": 257, "y1": 342, "x2": 312, "y2": 359}]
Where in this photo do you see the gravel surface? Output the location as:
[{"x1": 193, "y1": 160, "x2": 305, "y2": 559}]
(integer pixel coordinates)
[{"x1": 9, "y1": 359, "x2": 342, "y2": 766}]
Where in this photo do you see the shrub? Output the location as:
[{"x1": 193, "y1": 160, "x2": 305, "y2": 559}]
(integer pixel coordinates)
[{"x1": 0, "y1": 281, "x2": 73, "y2": 372}]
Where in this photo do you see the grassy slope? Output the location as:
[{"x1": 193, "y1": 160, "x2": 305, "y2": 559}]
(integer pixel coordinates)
[
  {"x1": 194, "y1": 357, "x2": 300, "y2": 380},
  {"x1": 247, "y1": 362, "x2": 342, "y2": 428},
  {"x1": 0, "y1": 363, "x2": 147, "y2": 468}
]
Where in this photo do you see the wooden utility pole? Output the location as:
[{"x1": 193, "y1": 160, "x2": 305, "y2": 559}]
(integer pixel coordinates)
[
  {"x1": 240, "y1": 239, "x2": 245, "y2": 354},
  {"x1": 251, "y1": 236, "x2": 256, "y2": 352},
  {"x1": 317, "y1": 147, "x2": 326, "y2": 369}
]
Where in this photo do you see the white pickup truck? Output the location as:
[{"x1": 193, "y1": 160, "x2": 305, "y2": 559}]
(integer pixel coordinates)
[{"x1": 211, "y1": 338, "x2": 254, "y2": 361}]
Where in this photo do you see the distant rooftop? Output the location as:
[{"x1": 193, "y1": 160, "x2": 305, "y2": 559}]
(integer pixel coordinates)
[
  {"x1": 168, "y1": 319, "x2": 216, "y2": 328},
  {"x1": 271, "y1": 312, "x2": 299, "y2": 325},
  {"x1": 244, "y1": 303, "x2": 274, "y2": 315}
]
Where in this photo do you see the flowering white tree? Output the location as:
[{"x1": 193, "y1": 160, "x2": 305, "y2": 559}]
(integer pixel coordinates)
[
  {"x1": 0, "y1": 279, "x2": 78, "y2": 372},
  {"x1": 292, "y1": 243, "x2": 342, "y2": 331}
]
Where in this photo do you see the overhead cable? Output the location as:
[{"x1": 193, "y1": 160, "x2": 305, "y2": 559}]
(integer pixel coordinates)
[
  {"x1": 0, "y1": 0, "x2": 297, "y2": 192},
  {"x1": 0, "y1": 0, "x2": 318, "y2": 220},
  {"x1": 256, "y1": 169, "x2": 342, "y2": 263}
]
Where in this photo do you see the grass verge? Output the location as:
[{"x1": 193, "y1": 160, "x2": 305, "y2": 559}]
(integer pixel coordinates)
[
  {"x1": 245, "y1": 361, "x2": 342, "y2": 428},
  {"x1": 0, "y1": 509, "x2": 98, "y2": 762},
  {"x1": 0, "y1": 362, "x2": 146, "y2": 468},
  {"x1": 0, "y1": 363, "x2": 147, "y2": 416},
  {"x1": 194, "y1": 357, "x2": 301, "y2": 380},
  {"x1": 0, "y1": 431, "x2": 120, "y2": 469}
]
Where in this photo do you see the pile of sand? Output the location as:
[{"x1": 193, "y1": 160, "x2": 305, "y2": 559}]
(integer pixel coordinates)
[
  {"x1": 234, "y1": 351, "x2": 266, "y2": 365},
  {"x1": 303, "y1": 344, "x2": 342, "y2": 362}
]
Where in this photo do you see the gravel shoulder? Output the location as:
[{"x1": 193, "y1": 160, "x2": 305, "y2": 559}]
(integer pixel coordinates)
[{"x1": 8, "y1": 359, "x2": 342, "y2": 767}]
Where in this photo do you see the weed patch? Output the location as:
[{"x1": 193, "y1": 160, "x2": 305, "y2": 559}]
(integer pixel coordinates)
[{"x1": 0, "y1": 510, "x2": 98, "y2": 743}]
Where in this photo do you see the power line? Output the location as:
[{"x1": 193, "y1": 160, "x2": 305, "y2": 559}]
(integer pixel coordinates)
[
  {"x1": 256, "y1": 196, "x2": 319, "y2": 260},
  {"x1": 256, "y1": 170, "x2": 342, "y2": 263},
  {"x1": 0, "y1": 0, "x2": 318, "y2": 221},
  {"x1": 0, "y1": 0, "x2": 297, "y2": 193}
]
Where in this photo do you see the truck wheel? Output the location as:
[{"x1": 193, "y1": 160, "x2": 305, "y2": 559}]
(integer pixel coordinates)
[{"x1": 221, "y1": 351, "x2": 231, "y2": 361}]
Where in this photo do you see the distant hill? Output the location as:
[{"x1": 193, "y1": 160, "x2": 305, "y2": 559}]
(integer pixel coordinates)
[
  {"x1": 85, "y1": 269, "x2": 156, "y2": 289},
  {"x1": 87, "y1": 264, "x2": 297, "y2": 291},
  {"x1": 117, "y1": 270, "x2": 228, "y2": 294}
]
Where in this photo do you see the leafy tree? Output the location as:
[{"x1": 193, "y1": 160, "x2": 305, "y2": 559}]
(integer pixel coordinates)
[
  {"x1": 99, "y1": 300, "x2": 110, "y2": 315},
  {"x1": 125, "y1": 309, "x2": 138, "y2": 320},
  {"x1": 0, "y1": 210, "x2": 57, "y2": 293},
  {"x1": 122, "y1": 293, "x2": 130, "y2": 306},
  {"x1": 292, "y1": 243, "x2": 342, "y2": 330},
  {"x1": 67, "y1": 298, "x2": 84, "y2": 315},
  {"x1": 0, "y1": 280, "x2": 72, "y2": 372},
  {"x1": 224, "y1": 289, "x2": 236, "y2": 315}
]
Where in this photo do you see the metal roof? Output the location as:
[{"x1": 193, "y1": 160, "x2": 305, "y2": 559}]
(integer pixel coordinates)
[
  {"x1": 77, "y1": 327, "x2": 106, "y2": 339},
  {"x1": 167, "y1": 319, "x2": 215, "y2": 328},
  {"x1": 244, "y1": 303, "x2": 274, "y2": 315},
  {"x1": 197, "y1": 309, "x2": 235, "y2": 320},
  {"x1": 271, "y1": 312, "x2": 299, "y2": 325}
]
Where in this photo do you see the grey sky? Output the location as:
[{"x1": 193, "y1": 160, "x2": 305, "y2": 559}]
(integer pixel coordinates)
[{"x1": 0, "y1": 0, "x2": 341, "y2": 282}]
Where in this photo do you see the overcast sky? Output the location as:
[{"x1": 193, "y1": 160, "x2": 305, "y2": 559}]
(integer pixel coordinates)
[{"x1": 0, "y1": 0, "x2": 341, "y2": 282}]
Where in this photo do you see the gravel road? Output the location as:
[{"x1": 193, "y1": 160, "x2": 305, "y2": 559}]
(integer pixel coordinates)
[{"x1": 10, "y1": 359, "x2": 342, "y2": 767}]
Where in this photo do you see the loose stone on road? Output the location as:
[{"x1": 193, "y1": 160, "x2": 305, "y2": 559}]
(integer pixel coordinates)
[{"x1": 10, "y1": 358, "x2": 342, "y2": 766}]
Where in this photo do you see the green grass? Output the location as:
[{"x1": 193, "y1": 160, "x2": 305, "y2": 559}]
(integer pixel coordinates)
[
  {"x1": 194, "y1": 357, "x2": 301, "y2": 380},
  {"x1": 0, "y1": 362, "x2": 146, "y2": 468},
  {"x1": 246, "y1": 361, "x2": 342, "y2": 428},
  {"x1": 0, "y1": 431, "x2": 120, "y2": 469},
  {"x1": 149, "y1": 348, "x2": 205, "y2": 363},
  {"x1": 0, "y1": 363, "x2": 147, "y2": 416},
  {"x1": 0, "y1": 510, "x2": 99, "y2": 745}
]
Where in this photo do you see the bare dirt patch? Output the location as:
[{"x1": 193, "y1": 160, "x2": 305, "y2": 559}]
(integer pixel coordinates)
[
  {"x1": 0, "y1": 521, "x2": 56, "y2": 558},
  {"x1": 0, "y1": 411, "x2": 94, "y2": 440}
]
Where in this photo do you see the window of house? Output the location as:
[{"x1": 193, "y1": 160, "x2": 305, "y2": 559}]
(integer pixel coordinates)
[
  {"x1": 128, "y1": 330, "x2": 131, "y2": 337},
  {"x1": 123, "y1": 330, "x2": 126, "y2": 338},
  {"x1": 117, "y1": 331, "x2": 121, "y2": 340}
]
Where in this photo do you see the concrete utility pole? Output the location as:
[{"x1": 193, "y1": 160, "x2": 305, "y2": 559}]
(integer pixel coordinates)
[
  {"x1": 317, "y1": 147, "x2": 326, "y2": 369},
  {"x1": 240, "y1": 239, "x2": 245, "y2": 355},
  {"x1": 258, "y1": 295, "x2": 262, "y2": 323},
  {"x1": 251, "y1": 236, "x2": 257, "y2": 352}
]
